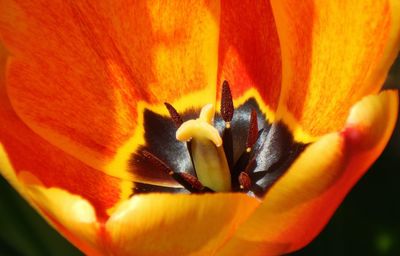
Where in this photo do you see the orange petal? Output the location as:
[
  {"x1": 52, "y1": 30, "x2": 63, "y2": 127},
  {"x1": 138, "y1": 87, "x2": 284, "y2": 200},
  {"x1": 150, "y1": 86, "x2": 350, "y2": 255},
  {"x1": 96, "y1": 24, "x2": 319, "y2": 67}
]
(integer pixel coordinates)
[
  {"x1": 24, "y1": 185, "x2": 102, "y2": 256},
  {"x1": 1, "y1": 132, "x2": 103, "y2": 254},
  {"x1": 0, "y1": 65, "x2": 130, "y2": 218},
  {"x1": 105, "y1": 193, "x2": 260, "y2": 256},
  {"x1": 0, "y1": 0, "x2": 220, "y2": 180},
  {"x1": 1, "y1": 145, "x2": 113, "y2": 256},
  {"x1": 0, "y1": 43, "x2": 26, "y2": 194},
  {"x1": 217, "y1": 0, "x2": 281, "y2": 113},
  {"x1": 0, "y1": 126, "x2": 128, "y2": 219},
  {"x1": 272, "y1": 0, "x2": 400, "y2": 139},
  {"x1": 220, "y1": 90, "x2": 398, "y2": 254}
]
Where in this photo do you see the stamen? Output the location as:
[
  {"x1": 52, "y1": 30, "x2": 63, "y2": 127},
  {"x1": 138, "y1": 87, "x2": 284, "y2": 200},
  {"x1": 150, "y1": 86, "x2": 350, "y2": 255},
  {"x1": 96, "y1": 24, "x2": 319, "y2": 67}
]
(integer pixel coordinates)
[
  {"x1": 239, "y1": 172, "x2": 251, "y2": 191},
  {"x1": 175, "y1": 173, "x2": 213, "y2": 193},
  {"x1": 221, "y1": 80, "x2": 234, "y2": 126},
  {"x1": 177, "y1": 172, "x2": 204, "y2": 190},
  {"x1": 164, "y1": 102, "x2": 195, "y2": 169},
  {"x1": 222, "y1": 127, "x2": 234, "y2": 169},
  {"x1": 246, "y1": 109, "x2": 259, "y2": 151},
  {"x1": 164, "y1": 102, "x2": 183, "y2": 128},
  {"x1": 231, "y1": 111, "x2": 260, "y2": 187},
  {"x1": 244, "y1": 156, "x2": 256, "y2": 174},
  {"x1": 142, "y1": 150, "x2": 174, "y2": 175},
  {"x1": 221, "y1": 81, "x2": 235, "y2": 168},
  {"x1": 142, "y1": 150, "x2": 202, "y2": 192},
  {"x1": 133, "y1": 182, "x2": 182, "y2": 194}
]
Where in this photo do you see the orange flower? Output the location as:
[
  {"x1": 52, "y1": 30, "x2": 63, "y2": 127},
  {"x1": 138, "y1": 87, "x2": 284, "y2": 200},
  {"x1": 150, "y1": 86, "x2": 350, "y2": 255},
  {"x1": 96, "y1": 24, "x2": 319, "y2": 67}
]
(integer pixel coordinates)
[{"x1": 0, "y1": 0, "x2": 399, "y2": 255}]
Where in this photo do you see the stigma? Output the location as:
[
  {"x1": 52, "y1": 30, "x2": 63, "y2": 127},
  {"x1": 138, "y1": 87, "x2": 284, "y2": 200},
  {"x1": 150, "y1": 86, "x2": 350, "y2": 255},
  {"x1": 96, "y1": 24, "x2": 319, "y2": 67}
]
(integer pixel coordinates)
[{"x1": 176, "y1": 104, "x2": 231, "y2": 192}]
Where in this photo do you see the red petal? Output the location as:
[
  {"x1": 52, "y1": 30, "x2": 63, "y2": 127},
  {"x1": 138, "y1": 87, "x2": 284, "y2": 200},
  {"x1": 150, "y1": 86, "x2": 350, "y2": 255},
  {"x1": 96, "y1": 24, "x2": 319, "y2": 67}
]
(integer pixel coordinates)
[{"x1": 217, "y1": 0, "x2": 281, "y2": 113}]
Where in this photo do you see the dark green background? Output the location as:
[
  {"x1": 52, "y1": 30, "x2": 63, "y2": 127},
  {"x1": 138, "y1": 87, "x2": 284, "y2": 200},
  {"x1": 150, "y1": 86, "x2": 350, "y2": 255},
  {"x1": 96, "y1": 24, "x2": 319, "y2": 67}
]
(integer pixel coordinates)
[{"x1": 0, "y1": 57, "x2": 399, "y2": 256}]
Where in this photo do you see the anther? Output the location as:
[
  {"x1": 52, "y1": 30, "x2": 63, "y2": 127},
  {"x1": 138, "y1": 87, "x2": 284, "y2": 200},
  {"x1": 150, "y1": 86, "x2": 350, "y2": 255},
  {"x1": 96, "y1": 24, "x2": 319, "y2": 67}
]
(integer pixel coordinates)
[
  {"x1": 175, "y1": 173, "x2": 214, "y2": 193},
  {"x1": 221, "y1": 81, "x2": 235, "y2": 167},
  {"x1": 221, "y1": 80, "x2": 234, "y2": 125},
  {"x1": 142, "y1": 150, "x2": 212, "y2": 193},
  {"x1": 164, "y1": 102, "x2": 183, "y2": 128},
  {"x1": 176, "y1": 172, "x2": 205, "y2": 191},
  {"x1": 246, "y1": 109, "x2": 259, "y2": 151},
  {"x1": 239, "y1": 172, "x2": 251, "y2": 191},
  {"x1": 142, "y1": 150, "x2": 173, "y2": 175}
]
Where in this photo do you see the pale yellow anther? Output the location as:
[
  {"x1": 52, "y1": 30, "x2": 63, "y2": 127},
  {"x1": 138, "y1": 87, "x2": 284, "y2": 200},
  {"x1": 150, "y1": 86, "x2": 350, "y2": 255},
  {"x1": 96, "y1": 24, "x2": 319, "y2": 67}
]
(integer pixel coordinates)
[{"x1": 175, "y1": 104, "x2": 231, "y2": 192}]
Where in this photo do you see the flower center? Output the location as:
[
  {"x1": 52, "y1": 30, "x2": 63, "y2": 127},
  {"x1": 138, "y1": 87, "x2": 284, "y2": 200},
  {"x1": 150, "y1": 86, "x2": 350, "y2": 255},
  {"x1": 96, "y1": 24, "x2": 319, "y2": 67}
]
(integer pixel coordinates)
[{"x1": 129, "y1": 81, "x2": 308, "y2": 197}]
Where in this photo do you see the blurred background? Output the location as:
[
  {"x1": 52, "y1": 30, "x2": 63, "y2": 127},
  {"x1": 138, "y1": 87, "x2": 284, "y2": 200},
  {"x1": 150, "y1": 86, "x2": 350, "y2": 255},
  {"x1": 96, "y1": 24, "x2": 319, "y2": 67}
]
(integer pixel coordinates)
[{"x1": 0, "y1": 57, "x2": 399, "y2": 256}]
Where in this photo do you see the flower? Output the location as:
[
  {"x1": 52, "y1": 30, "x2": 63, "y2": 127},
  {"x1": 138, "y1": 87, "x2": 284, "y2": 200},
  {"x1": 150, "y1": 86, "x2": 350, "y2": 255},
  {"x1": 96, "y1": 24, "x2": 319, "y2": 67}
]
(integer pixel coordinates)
[{"x1": 0, "y1": 0, "x2": 399, "y2": 255}]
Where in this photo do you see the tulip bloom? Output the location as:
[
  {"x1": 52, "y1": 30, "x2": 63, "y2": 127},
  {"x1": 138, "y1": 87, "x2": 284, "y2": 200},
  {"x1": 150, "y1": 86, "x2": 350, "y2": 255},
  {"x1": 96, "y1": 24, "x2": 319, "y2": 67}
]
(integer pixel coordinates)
[{"x1": 0, "y1": 0, "x2": 399, "y2": 255}]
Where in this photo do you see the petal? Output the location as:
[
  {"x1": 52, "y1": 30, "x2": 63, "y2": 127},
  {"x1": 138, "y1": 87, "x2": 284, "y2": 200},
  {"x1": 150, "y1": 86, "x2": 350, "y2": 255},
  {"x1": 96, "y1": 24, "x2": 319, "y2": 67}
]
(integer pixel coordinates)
[
  {"x1": 0, "y1": 0, "x2": 220, "y2": 180},
  {"x1": 217, "y1": 0, "x2": 281, "y2": 116},
  {"x1": 220, "y1": 90, "x2": 398, "y2": 254},
  {"x1": 0, "y1": 42, "x2": 27, "y2": 196},
  {"x1": 0, "y1": 133, "x2": 103, "y2": 254},
  {"x1": 0, "y1": 61, "x2": 131, "y2": 217},
  {"x1": 0, "y1": 144, "x2": 24, "y2": 195},
  {"x1": 23, "y1": 185, "x2": 102, "y2": 256},
  {"x1": 0, "y1": 41, "x2": 23, "y2": 191},
  {"x1": 272, "y1": 0, "x2": 400, "y2": 139},
  {"x1": 0, "y1": 128, "x2": 129, "y2": 219},
  {"x1": 105, "y1": 193, "x2": 260, "y2": 256}
]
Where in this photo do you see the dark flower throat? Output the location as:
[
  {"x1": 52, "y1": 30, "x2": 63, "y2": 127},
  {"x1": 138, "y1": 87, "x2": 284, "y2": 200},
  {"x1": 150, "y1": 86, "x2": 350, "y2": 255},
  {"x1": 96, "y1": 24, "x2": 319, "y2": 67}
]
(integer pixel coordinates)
[{"x1": 130, "y1": 81, "x2": 307, "y2": 198}]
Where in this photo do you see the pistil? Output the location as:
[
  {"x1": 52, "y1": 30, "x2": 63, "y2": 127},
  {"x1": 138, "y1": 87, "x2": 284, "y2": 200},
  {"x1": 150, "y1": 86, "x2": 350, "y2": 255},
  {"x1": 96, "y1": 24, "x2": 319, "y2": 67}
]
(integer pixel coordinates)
[{"x1": 176, "y1": 104, "x2": 231, "y2": 192}]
